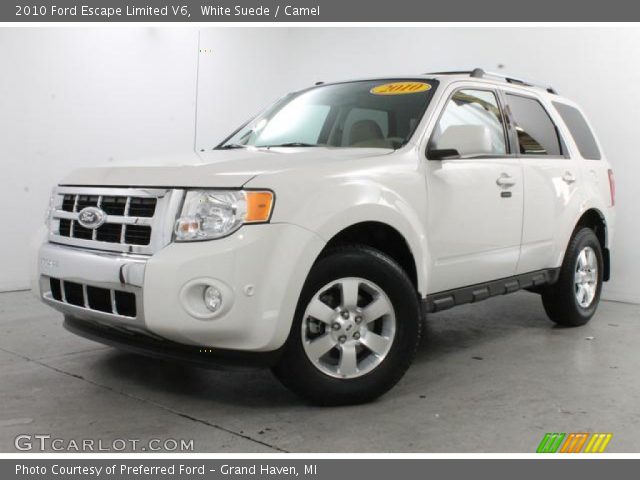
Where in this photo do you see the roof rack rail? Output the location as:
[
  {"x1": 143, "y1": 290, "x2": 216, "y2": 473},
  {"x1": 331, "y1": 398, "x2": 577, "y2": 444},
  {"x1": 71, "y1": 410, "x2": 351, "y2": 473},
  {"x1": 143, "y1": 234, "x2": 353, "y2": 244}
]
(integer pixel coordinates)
[
  {"x1": 425, "y1": 68, "x2": 557, "y2": 94},
  {"x1": 426, "y1": 70, "x2": 475, "y2": 76}
]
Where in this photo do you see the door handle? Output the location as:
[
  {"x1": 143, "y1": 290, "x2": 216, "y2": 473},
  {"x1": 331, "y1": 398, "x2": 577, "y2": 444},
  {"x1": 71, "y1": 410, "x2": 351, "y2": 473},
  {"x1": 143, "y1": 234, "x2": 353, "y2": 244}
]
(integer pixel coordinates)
[
  {"x1": 496, "y1": 173, "x2": 516, "y2": 188},
  {"x1": 562, "y1": 171, "x2": 577, "y2": 184}
]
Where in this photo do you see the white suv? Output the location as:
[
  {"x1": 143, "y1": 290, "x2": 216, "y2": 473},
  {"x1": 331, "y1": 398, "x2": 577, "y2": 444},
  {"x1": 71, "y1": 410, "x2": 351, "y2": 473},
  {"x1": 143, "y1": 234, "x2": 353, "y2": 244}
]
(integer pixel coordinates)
[{"x1": 34, "y1": 69, "x2": 616, "y2": 405}]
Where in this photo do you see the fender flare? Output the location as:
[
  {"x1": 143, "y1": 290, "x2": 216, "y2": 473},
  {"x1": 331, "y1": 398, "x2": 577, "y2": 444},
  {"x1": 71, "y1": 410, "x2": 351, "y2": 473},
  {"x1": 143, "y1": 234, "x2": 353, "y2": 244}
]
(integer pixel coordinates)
[{"x1": 308, "y1": 203, "x2": 429, "y2": 296}]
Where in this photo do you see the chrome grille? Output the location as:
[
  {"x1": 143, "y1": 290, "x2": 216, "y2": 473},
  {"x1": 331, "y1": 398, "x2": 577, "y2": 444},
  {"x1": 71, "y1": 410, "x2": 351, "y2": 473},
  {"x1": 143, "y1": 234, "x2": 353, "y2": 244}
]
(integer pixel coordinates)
[{"x1": 49, "y1": 186, "x2": 183, "y2": 255}]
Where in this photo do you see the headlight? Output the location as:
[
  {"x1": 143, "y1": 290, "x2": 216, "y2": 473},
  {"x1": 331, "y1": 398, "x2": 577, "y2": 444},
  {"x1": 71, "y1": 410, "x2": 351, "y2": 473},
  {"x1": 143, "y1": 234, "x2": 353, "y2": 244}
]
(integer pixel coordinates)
[{"x1": 174, "y1": 190, "x2": 274, "y2": 241}]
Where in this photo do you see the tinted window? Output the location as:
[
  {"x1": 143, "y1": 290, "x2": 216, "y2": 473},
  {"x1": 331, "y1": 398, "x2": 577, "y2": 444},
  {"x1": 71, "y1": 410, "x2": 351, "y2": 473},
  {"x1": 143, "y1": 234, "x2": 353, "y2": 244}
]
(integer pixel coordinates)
[
  {"x1": 553, "y1": 102, "x2": 601, "y2": 160},
  {"x1": 506, "y1": 94, "x2": 562, "y2": 156},
  {"x1": 431, "y1": 89, "x2": 507, "y2": 156}
]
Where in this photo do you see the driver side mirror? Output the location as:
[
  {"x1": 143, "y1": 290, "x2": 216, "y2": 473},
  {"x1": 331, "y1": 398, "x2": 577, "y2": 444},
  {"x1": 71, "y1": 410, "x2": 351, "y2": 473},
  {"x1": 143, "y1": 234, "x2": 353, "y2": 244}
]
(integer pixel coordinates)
[
  {"x1": 427, "y1": 148, "x2": 460, "y2": 160},
  {"x1": 427, "y1": 124, "x2": 493, "y2": 160}
]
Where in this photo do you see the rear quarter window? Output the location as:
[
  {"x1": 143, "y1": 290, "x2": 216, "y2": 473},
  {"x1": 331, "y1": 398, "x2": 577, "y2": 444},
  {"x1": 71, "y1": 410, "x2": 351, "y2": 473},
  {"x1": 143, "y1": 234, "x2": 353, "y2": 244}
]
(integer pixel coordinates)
[
  {"x1": 506, "y1": 93, "x2": 562, "y2": 156},
  {"x1": 552, "y1": 102, "x2": 602, "y2": 160}
]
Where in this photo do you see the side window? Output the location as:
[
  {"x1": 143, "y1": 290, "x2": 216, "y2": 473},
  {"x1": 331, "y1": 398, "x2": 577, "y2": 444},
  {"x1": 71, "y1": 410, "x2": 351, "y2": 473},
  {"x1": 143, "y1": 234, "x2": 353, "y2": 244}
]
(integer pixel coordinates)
[
  {"x1": 342, "y1": 107, "x2": 390, "y2": 146},
  {"x1": 430, "y1": 89, "x2": 507, "y2": 157},
  {"x1": 506, "y1": 94, "x2": 562, "y2": 156},
  {"x1": 552, "y1": 102, "x2": 601, "y2": 160}
]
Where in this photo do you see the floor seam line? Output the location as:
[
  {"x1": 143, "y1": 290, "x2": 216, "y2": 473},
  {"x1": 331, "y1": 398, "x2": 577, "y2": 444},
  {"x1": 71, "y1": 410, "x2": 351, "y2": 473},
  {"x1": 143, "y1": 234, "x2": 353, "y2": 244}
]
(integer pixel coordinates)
[
  {"x1": 0, "y1": 345, "x2": 288, "y2": 453},
  {"x1": 35, "y1": 346, "x2": 112, "y2": 361}
]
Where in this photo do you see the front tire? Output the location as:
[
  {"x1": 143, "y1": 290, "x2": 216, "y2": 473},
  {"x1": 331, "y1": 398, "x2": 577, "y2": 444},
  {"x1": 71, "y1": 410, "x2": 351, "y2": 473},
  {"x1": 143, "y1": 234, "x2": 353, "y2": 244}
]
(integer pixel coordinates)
[
  {"x1": 272, "y1": 246, "x2": 422, "y2": 405},
  {"x1": 542, "y1": 228, "x2": 603, "y2": 327}
]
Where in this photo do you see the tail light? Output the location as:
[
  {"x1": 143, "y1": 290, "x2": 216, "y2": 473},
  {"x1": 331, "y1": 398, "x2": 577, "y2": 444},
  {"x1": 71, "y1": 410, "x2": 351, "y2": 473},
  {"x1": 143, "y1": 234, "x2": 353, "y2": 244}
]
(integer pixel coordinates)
[{"x1": 608, "y1": 169, "x2": 616, "y2": 207}]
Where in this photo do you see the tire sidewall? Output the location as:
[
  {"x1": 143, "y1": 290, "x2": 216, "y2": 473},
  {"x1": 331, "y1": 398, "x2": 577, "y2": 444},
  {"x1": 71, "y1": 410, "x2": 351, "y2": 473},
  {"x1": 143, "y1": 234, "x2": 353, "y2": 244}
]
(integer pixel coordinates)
[
  {"x1": 567, "y1": 229, "x2": 604, "y2": 319},
  {"x1": 276, "y1": 247, "x2": 421, "y2": 403}
]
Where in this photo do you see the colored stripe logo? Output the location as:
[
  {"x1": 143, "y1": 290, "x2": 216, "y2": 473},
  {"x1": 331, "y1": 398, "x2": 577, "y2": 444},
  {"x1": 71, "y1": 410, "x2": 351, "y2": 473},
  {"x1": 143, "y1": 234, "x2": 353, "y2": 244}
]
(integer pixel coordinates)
[
  {"x1": 537, "y1": 433, "x2": 612, "y2": 453},
  {"x1": 584, "y1": 433, "x2": 613, "y2": 453},
  {"x1": 537, "y1": 433, "x2": 565, "y2": 453}
]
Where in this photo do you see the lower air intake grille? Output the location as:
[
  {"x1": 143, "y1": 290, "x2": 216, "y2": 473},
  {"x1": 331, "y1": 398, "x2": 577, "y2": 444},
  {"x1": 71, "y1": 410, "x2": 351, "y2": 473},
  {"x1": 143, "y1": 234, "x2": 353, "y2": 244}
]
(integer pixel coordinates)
[{"x1": 49, "y1": 277, "x2": 137, "y2": 318}]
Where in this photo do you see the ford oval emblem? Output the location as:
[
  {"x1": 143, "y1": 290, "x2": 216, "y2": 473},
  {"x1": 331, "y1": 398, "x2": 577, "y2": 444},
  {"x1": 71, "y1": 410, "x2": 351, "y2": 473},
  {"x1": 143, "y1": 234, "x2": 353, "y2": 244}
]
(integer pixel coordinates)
[{"x1": 77, "y1": 206, "x2": 106, "y2": 230}]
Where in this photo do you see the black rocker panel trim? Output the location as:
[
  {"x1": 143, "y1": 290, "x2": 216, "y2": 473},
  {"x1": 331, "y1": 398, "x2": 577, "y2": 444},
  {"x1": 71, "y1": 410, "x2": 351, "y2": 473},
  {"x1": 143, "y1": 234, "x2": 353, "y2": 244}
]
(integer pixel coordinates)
[{"x1": 424, "y1": 268, "x2": 561, "y2": 313}]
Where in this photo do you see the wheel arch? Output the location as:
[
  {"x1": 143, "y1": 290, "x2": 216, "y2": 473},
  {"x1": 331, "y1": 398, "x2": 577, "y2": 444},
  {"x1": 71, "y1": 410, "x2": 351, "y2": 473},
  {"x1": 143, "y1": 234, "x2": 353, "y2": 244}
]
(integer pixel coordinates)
[
  {"x1": 319, "y1": 221, "x2": 420, "y2": 291},
  {"x1": 309, "y1": 202, "x2": 428, "y2": 296}
]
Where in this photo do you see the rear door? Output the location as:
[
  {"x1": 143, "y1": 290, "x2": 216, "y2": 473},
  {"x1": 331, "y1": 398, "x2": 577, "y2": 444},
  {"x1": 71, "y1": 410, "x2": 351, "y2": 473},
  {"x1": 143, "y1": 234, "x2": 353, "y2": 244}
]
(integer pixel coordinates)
[
  {"x1": 425, "y1": 87, "x2": 524, "y2": 293},
  {"x1": 501, "y1": 91, "x2": 582, "y2": 274}
]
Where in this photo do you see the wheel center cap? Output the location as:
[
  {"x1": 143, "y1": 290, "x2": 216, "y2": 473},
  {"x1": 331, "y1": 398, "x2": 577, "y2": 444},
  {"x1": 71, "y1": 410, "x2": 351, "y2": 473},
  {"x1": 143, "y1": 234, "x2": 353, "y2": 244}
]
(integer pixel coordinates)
[{"x1": 332, "y1": 315, "x2": 359, "y2": 339}]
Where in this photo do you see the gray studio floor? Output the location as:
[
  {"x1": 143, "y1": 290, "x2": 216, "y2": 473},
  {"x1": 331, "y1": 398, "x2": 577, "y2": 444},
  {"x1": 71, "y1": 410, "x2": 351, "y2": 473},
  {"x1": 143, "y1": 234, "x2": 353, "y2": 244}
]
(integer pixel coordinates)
[{"x1": 1, "y1": 290, "x2": 639, "y2": 453}]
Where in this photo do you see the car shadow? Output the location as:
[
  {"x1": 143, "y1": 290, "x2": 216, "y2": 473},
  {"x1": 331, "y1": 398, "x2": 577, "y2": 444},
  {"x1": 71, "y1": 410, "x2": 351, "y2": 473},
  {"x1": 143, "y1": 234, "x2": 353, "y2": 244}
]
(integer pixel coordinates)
[
  {"x1": 92, "y1": 291, "x2": 552, "y2": 406},
  {"x1": 93, "y1": 349, "x2": 300, "y2": 407},
  {"x1": 414, "y1": 291, "x2": 552, "y2": 364}
]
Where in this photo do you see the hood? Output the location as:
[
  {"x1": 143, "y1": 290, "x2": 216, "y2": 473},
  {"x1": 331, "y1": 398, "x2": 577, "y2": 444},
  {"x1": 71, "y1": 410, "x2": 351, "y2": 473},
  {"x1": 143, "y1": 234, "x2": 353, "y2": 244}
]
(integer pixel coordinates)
[{"x1": 60, "y1": 148, "x2": 393, "y2": 188}]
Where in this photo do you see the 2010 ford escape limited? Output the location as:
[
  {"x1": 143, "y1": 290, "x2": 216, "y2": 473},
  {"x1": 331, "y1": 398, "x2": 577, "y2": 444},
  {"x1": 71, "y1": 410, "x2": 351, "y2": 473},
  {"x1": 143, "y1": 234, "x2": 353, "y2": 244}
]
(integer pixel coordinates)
[{"x1": 34, "y1": 69, "x2": 616, "y2": 405}]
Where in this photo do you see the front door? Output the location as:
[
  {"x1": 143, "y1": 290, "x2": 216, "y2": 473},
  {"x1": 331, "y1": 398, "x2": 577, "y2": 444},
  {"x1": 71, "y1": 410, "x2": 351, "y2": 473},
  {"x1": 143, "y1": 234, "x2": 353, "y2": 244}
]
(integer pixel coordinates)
[{"x1": 425, "y1": 88, "x2": 524, "y2": 293}]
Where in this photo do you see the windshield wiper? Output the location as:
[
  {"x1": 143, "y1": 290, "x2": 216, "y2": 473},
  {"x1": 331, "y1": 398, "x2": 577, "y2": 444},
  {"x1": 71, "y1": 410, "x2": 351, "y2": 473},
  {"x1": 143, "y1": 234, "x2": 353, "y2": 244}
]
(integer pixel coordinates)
[
  {"x1": 218, "y1": 143, "x2": 248, "y2": 149},
  {"x1": 262, "y1": 142, "x2": 319, "y2": 148}
]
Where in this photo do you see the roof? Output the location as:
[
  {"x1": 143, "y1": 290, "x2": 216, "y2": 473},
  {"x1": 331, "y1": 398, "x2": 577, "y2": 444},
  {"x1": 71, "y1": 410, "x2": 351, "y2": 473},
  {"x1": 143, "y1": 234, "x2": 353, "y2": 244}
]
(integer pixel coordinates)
[
  {"x1": 424, "y1": 68, "x2": 558, "y2": 95},
  {"x1": 312, "y1": 68, "x2": 560, "y2": 98}
]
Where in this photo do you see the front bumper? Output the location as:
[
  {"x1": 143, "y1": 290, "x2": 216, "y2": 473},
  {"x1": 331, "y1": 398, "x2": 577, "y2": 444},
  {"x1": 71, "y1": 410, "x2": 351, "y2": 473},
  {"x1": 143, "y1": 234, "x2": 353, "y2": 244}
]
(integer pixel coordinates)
[
  {"x1": 39, "y1": 242, "x2": 148, "y2": 332},
  {"x1": 36, "y1": 223, "x2": 326, "y2": 352},
  {"x1": 63, "y1": 315, "x2": 283, "y2": 369}
]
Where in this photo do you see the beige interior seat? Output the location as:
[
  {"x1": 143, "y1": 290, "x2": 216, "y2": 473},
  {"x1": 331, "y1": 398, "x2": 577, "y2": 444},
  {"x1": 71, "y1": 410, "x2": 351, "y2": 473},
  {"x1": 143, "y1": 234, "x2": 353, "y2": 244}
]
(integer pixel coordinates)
[{"x1": 348, "y1": 120, "x2": 384, "y2": 146}]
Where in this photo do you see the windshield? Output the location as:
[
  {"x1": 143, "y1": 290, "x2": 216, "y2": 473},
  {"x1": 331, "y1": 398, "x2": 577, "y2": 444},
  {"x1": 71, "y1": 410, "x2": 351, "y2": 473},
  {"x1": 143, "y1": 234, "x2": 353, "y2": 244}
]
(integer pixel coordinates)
[{"x1": 218, "y1": 79, "x2": 437, "y2": 150}]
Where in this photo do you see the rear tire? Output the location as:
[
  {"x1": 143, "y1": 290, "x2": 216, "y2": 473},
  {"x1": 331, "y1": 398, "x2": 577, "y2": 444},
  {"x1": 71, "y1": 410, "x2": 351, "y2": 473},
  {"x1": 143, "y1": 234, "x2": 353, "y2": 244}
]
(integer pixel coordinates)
[
  {"x1": 272, "y1": 245, "x2": 422, "y2": 405},
  {"x1": 542, "y1": 228, "x2": 603, "y2": 327}
]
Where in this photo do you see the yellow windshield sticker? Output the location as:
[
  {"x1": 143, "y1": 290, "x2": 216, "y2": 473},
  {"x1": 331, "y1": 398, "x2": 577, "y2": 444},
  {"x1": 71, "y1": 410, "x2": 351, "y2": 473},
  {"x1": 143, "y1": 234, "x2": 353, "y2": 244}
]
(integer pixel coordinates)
[{"x1": 370, "y1": 82, "x2": 431, "y2": 95}]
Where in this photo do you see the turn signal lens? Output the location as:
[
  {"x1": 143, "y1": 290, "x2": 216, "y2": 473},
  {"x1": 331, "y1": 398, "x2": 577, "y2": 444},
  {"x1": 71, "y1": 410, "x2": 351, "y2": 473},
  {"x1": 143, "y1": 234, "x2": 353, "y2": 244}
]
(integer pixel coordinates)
[{"x1": 245, "y1": 191, "x2": 274, "y2": 223}]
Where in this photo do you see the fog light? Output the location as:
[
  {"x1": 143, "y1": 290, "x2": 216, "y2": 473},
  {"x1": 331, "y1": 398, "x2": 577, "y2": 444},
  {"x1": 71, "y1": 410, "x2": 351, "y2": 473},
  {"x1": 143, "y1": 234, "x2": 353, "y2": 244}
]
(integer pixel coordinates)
[
  {"x1": 180, "y1": 278, "x2": 233, "y2": 320},
  {"x1": 203, "y1": 286, "x2": 222, "y2": 312}
]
